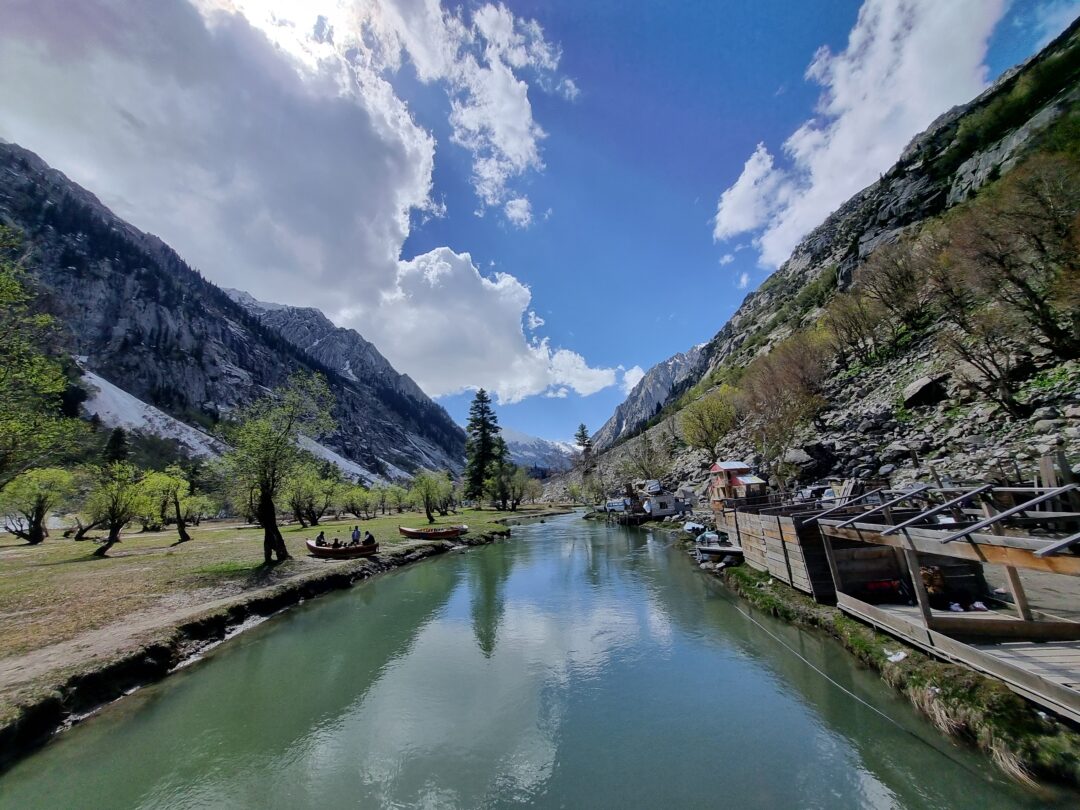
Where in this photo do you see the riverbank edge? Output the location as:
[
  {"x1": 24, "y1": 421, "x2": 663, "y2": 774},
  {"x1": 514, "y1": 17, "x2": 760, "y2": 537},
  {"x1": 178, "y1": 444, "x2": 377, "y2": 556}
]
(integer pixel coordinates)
[
  {"x1": 0, "y1": 519, "x2": 544, "y2": 773},
  {"x1": 667, "y1": 532, "x2": 1080, "y2": 788}
]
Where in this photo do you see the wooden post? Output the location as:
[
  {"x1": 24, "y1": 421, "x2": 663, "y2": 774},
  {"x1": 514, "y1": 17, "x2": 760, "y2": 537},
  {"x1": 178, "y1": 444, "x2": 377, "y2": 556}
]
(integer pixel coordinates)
[
  {"x1": 821, "y1": 533, "x2": 843, "y2": 597},
  {"x1": 981, "y1": 497, "x2": 1033, "y2": 621},
  {"x1": 902, "y1": 539, "x2": 934, "y2": 625}
]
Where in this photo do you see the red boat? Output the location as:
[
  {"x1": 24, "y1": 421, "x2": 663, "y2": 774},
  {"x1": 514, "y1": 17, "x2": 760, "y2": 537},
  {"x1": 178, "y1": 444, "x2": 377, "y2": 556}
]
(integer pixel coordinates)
[
  {"x1": 306, "y1": 540, "x2": 379, "y2": 559},
  {"x1": 398, "y1": 524, "x2": 469, "y2": 540}
]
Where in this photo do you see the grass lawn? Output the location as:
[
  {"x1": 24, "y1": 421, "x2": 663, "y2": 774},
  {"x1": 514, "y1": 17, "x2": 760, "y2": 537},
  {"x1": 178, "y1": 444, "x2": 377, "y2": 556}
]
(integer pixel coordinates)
[{"x1": 0, "y1": 506, "x2": 556, "y2": 722}]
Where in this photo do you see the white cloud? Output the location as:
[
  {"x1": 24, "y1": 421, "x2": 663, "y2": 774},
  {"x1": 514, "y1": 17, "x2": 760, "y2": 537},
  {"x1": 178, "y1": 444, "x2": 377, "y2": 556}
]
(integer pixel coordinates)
[
  {"x1": 712, "y1": 143, "x2": 783, "y2": 240},
  {"x1": 545, "y1": 387, "x2": 569, "y2": 399},
  {"x1": 737, "y1": 272, "x2": 750, "y2": 290},
  {"x1": 621, "y1": 365, "x2": 646, "y2": 395},
  {"x1": 0, "y1": 0, "x2": 603, "y2": 407},
  {"x1": 713, "y1": 0, "x2": 1008, "y2": 267},
  {"x1": 504, "y1": 196, "x2": 533, "y2": 228},
  {"x1": 357, "y1": 248, "x2": 616, "y2": 404},
  {"x1": 558, "y1": 77, "x2": 580, "y2": 101},
  {"x1": 718, "y1": 253, "x2": 734, "y2": 266},
  {"x1": 526, "y1": 310, "x2": 545, "y2": 330}
]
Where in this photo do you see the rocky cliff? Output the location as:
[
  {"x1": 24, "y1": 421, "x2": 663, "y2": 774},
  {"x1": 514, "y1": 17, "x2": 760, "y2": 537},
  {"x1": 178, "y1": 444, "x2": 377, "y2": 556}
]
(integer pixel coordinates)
[
  {"x1": 591, "y1": 345, "x2": 706, "y2": 451},
  {"x1": 0, "y1": 141, "x2": 465, "y2": 478}
]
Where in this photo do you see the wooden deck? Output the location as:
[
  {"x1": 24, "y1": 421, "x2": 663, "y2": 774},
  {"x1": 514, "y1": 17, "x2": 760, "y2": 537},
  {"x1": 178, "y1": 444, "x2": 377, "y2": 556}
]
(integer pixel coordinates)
[{"x1": 838, "y1": 594, "x2": 1080, "y2": 723}]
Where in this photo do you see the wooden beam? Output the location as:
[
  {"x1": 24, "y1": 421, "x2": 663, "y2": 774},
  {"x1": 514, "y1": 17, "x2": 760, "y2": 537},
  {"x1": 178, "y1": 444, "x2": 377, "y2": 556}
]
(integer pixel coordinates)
[
  {"x1": 818, "y1": 523, "x2": 1080, "y2": 576},
  {"x1": 927, "y1": 616, "x2": 1080, "y2": 641}
]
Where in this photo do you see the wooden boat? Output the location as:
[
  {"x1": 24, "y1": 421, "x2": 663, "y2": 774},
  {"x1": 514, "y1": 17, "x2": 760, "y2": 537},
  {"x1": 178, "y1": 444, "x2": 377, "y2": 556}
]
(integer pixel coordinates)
[
  {"x1": 306, "y1": 540, "x2": 379, "y2": 559},
  {"x1": 398, "y1": 524, "x2": 469, "y2": 540}
]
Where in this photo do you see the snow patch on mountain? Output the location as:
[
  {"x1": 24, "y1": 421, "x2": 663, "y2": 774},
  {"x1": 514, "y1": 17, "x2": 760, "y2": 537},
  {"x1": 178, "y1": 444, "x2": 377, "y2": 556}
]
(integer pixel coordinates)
[
  {"x1": 499, "y1": 425, "x2": 578, "y2": 472},
  {"x1": 80, "y1": 369, "x2": 226, "y2": 457}
]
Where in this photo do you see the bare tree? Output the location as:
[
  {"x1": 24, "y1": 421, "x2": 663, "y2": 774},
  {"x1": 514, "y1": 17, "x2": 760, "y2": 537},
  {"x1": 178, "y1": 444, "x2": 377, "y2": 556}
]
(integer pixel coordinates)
[
  {"x1": 949, "y1": 154, "x2": 1080, "y2": 359},
  {"x1": 738, "y1": 331, "x2": 829, "y2": 492},
  {"x1": 824, "y1": 291, "x2": 882, "y2": 364}
]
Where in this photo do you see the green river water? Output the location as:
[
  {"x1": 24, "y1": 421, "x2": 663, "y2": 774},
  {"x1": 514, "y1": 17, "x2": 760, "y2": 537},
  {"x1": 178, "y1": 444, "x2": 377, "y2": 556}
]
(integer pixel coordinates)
[{"x1": 0, "y1": 513, "x2": 1071, "y2": 808}]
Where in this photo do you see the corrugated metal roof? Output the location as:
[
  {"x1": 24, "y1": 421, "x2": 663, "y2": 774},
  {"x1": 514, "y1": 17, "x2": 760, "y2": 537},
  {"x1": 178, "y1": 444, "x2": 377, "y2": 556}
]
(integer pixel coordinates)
[
  {"x1": 734, "y1": 474, "x2": 766, "y2": 486},
  {"x1": 712, "y1": 460, "x2": 750, "y2": 470}
]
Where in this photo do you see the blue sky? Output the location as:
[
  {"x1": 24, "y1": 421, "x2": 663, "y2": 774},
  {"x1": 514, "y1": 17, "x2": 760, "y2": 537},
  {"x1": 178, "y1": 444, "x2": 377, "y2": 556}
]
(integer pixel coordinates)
[
  {"x1": 0, "y1": 0, "x2": 1075, "y2": 443},
  {"x1": 404, "y1": 0, "x2": 1076, "y2": 439}
]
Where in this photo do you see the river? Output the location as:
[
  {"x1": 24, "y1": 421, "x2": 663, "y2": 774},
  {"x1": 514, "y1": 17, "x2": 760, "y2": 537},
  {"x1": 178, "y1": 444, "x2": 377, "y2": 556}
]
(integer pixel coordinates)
[{"x1": 0, "y1": 513, "x2": 1067, "y2": 808}]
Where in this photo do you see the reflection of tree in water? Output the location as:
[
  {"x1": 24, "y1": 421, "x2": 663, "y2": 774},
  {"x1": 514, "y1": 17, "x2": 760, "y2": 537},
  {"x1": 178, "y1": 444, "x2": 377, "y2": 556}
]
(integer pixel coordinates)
[{"x1": 469, "y1": 545, "x2": 515, "y2": 657}]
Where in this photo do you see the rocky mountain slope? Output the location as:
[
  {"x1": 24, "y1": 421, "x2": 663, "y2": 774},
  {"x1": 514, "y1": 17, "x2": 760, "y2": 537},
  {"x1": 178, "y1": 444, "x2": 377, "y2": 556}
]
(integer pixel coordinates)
[
  {"x1": 498, "y1": 426, "x2": 577, "y2": 473},
  {"x1": 555, "y1": 22, "x2": 1080, "y2": 500},
  {"x1": 591, "y1": 345, "x2": 706, "y2": 451},
  {"x1": 0, "y1": 141, "x2": 465, "y2": 479}
]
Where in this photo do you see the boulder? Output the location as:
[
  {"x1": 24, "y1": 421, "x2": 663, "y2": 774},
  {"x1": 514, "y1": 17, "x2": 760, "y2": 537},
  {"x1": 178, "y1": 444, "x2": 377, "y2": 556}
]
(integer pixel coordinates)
[
  {"x1": 901, "y1": 375, "x2": 948, "y2": 408},
  {"x1": 783, "y1": 448, "x2": 813, "y2": 466},
  {"x1": 1033, "y1": 419, "x2": 1065, "y2": 434},
  {"x1": 1030, "y1": 406, "x2": 1060, "y2": 421}
]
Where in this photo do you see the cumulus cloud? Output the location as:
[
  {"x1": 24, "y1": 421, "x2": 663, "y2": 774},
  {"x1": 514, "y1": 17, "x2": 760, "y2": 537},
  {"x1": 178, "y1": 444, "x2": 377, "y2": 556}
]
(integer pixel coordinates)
[
  {"x1": 718, "y1": 253, "x2": 734, "y2": 266},
  {"x1": 504, "y1": 196, "x2": 533, "y2": 228},
  {"x1": 359, "y1": 248, "x2": 616, "y2": 403},
  {"x1": 526, "y1": 311, "x2": 545, "y2": 330},
  {"x1": 0, "y1": 0, "x2": 606, "y2": 405},
  {"x1": 621, "y1": 365, "x2": 646, "y2": 395},
  {"x1": 736, "y1": 272, "x2": 750, "y2": 290},
  {"x1": 713, "y1": 0, "x2": 1008, "y2": 267}
]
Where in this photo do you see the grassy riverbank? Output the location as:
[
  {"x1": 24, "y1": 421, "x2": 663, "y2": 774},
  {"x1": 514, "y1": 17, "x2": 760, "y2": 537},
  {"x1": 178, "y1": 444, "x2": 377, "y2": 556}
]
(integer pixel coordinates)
[
  {"x1": 705, "y1": 557, "x2": 1080, "y2": 787},
  {"x1": 0, "y1": 507, "x2": 564, "y2": 760}
]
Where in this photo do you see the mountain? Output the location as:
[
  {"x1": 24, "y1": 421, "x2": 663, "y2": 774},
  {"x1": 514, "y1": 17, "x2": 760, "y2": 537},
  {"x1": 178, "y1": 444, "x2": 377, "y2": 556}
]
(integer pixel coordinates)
[
  {"x1": 591, "y1": 345, "x2": 707, "y2": 450},
  {"x1": 499, "y1": 426, "x2": 578, "y2": 473},
  {"x1": 0, "y1": 141, "x2": 466, "y2": 479},
  {"x1": 566, "y1": 22, "x2": 1080, "y2": 497}
]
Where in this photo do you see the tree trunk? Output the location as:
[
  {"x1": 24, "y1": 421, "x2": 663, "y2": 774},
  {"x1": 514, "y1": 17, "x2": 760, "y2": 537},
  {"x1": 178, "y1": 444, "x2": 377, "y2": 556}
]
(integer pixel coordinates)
[
  {"x1": 258, "y1": 490, "x2": 289, "y2": 563},
  {"x1": 94, "y1": 524, "x2": 122, "y2": 557},
  {"x1": 173, "y1": 495, "x2": 191, "y2": 543},
  {"x1": 73, "y1": 517, "x2": 106, "y2": 540},
  {"x1": 292, "y1": 506, "x2": 308, "y2": 528}
]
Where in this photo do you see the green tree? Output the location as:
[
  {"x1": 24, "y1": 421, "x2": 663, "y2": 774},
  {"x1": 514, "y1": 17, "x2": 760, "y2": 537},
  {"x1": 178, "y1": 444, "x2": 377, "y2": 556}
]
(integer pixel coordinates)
[
  {"x1": 221, "y1": 373, "x2": 334, "y2": 563},
  {"x1": 0, "y1": 227, "x2": 83, "y2": 489},
  {"x1": 574, "y1": 423, "x2": 592, "y2": 474},
  {"x1": 342, "y1": 485, "x2": 374, "y2": 519},
  {"x1": 678, "y1": 385, "x2": 738, "y2": 455},
  {"x1": 386, "y1": 484, "x2": 409, "y2": 513},
  {"x1": 412, "y1": 470, "x2": 452, "y2": 523},
  {"x1": 86, "y1": 462, "x2": 148, "y2": 557},
  {"x1": 103, "y1": 427, "x2": 130, "y2": 463},
  {"x1": 140, "y1": 465, "x2": 194, "y2": 543},
  {"x1": 0, "y1": 467, "x2": 75, "y2": 545},
  {"x1": 464, "y1": 389, "x2": 500, "y2": 502},
  {"x1": 524, "y1": 477, "x2": 544, "y2": 504}
]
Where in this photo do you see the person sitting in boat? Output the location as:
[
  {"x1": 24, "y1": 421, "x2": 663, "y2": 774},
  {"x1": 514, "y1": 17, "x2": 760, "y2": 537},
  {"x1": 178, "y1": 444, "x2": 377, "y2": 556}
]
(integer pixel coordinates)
[
  {"x1": 362, "y1": 530, "x2": 376, "y2": 546},
  {"x1": 350, "y1": 526, "x2": 361, "y2": 545},
  {"x1": 314, "y1": 531, "x2": 327, "y2": 547},
  {"x1": 331, "y1": 538, "x2": 342, "y2": 548}
]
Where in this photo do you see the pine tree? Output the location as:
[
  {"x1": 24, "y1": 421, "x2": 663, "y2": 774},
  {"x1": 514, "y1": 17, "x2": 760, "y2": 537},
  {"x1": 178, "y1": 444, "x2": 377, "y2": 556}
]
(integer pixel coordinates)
[
  {"x1": 103, "y1": 427, "x2": 130, "y2": 463},
  {"x1": 574, "y1": 422, "x2": 592, "y2": 474},
  {"x1": 464, "y1": 389, "x2": 500, "y2": 502}
]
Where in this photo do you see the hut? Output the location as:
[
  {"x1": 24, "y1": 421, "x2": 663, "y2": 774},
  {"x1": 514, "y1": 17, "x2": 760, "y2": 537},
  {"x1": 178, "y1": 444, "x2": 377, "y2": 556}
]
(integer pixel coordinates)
[{"x1": 707, "y1": 460, "x2": 767, "y2": 508}]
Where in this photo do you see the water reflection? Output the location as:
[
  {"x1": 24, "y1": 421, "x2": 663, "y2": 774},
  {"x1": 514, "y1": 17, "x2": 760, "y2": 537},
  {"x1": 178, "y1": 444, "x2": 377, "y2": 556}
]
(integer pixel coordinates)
[{"x1": 0, "y1": 514, "x2": 1071, "y2": 809}]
